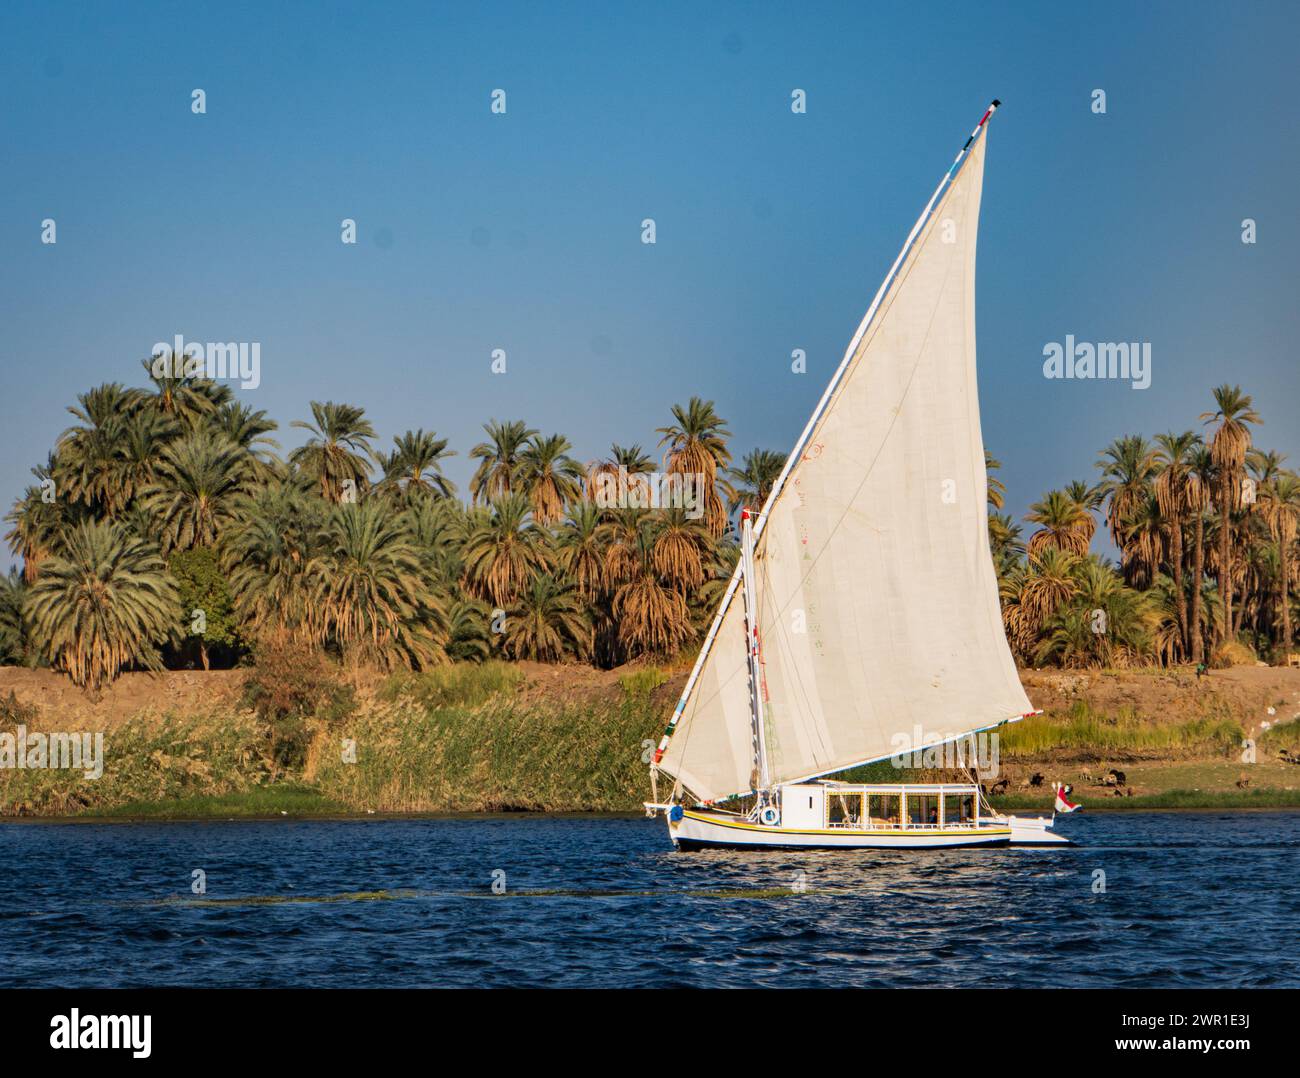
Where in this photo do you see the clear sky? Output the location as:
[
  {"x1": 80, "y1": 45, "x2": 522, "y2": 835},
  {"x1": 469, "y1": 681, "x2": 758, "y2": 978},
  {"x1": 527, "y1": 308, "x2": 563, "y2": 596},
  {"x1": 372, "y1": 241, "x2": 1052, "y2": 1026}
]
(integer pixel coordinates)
[{"x1": 2, "y1": 1, "x2": 1297, "y2": 569}]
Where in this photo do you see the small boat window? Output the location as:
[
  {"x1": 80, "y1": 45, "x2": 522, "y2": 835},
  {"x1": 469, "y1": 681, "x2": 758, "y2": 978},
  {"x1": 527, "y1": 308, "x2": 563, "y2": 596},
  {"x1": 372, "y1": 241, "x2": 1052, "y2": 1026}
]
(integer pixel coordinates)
[
  {"x1": 866, "y1": 793, "x2": 901, "y2": 828},
  {"x1": 907, "y1": 793, "x2": 941, "y2": 828},
  {"x1": 943, "y1": 794, "x2": 975, "y2": 826},
  {"x1": 826, "y1": 791, "x2": 863, "y2": 827}
]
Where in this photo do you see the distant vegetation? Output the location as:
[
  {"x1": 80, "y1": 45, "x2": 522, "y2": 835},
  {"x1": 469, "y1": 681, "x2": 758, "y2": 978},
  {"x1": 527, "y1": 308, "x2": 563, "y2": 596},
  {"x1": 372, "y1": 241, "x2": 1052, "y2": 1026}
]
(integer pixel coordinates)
[{"x1": 1, "y1": 365, "x2": 1296, "y2": 691}]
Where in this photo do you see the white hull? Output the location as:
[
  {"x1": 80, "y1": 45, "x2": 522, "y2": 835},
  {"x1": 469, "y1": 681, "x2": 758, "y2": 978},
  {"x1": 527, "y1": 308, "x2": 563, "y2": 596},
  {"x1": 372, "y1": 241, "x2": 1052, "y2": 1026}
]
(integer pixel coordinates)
[
  {"x1": 994, "y1": 813, "x2": 1074, "y2": 847},
  {"x1": 668, "y1": 808, "x2": 1011, "y2": 850}
]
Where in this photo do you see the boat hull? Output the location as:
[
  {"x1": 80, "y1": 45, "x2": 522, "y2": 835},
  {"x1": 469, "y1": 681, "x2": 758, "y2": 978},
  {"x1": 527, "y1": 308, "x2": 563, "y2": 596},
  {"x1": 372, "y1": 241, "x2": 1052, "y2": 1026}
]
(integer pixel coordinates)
[
  {"x1": 999, "y1": 814, "x2": 1075, "y2": 847},
  {"x1": 669, "y1": 809, "x2": 1011, "y2": 850}
]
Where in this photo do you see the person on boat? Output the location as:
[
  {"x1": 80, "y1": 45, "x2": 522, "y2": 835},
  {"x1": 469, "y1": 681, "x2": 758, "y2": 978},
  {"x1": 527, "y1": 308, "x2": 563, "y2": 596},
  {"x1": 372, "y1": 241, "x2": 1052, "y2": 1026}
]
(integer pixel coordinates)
[{"x1": 928, "y1": 806, "x2": 939, "y2": 825}]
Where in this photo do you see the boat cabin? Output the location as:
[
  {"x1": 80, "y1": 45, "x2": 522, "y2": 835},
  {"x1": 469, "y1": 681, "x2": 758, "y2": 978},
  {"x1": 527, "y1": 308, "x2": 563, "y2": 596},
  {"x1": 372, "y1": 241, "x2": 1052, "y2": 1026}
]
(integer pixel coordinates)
[{"x1": 779, "y1": 782, "x2": 982, "y2": 831}]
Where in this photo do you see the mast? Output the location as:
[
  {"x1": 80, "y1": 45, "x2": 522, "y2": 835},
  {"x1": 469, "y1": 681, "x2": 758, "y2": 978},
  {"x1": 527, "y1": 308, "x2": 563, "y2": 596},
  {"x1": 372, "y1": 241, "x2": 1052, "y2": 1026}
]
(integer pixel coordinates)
[
  {"x1": 739, "y1": 507, "x2": 771, "y2": 800},
  {"x1": 652, "y1": 100, "x2": 1002, "y2": 796}
]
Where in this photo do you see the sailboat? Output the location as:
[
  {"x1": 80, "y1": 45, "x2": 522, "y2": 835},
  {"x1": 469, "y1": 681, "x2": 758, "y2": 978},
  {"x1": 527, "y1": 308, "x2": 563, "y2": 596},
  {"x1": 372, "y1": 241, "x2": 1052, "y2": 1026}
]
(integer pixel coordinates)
[{"x1": 645, "y1": 101, "x2": 1070, "y2": 850}]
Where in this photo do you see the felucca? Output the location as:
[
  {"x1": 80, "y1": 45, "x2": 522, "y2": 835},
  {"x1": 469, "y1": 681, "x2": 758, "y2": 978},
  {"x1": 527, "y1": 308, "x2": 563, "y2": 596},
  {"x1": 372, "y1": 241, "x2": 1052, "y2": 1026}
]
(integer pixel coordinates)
[{"x1": 646, "y1": 101, "x2": 1071, "y2": 850}]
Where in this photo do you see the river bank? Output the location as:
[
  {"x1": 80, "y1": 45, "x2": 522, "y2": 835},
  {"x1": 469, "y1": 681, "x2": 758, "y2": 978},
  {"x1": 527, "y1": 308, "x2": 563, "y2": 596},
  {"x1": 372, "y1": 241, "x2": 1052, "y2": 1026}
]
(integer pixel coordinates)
[{"x1": 3, "y1": 661, "x2": 1299, "y2": 819}]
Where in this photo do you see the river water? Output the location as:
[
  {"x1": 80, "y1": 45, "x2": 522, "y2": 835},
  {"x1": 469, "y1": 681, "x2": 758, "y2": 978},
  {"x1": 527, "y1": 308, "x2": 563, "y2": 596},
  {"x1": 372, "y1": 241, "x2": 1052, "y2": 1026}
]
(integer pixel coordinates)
[{"x1": 2, "y1": 811, "x2": 1296, "y2": 987}]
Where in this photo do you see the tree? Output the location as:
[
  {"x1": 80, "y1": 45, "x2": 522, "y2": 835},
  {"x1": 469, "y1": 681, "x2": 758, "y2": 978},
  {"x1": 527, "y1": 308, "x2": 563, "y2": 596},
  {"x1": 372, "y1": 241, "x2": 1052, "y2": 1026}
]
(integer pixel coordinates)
[
  {"x1": 1025, "y1": 490, "x2": 1093, "y2": 557},
  {"x1": 378, "y1": 429, "x2": 457, "y2": 501},
  {"x1": 460, "y1": 493, "x2": 552, "y2": 608},
  {"x1": 23, "y1": 521, "x2": 181, "y2": 691},
  {"x1": 1201, "y1": 385, "x2": 1261, "y2": 643},
  {"x1": 1153, "y1": 431, "x2": 1200, "y2": 658},
  {"x1": 168, "y1": 547, "x2": 240, "y2": 669},
  {"x1": 143, "y1": 433, "x2": 249, "y2": 554},
  {"x1": 503, "y1": 574, "x2": 592, "y2": 661},
  {"x1": 289, "y1": 401, "x2": 376, "y2": 502},
  {"x1": 0, "y1": 569, "x2": 26, "y2": 665},
  {"x1": 1259, "y1": 471, "x2": 1300, "y2": 656},
  {"x1": 726, "y1": 449, "x2": 787, "y2": 516},
  {"x1": 1096, "y1": 435, "x2": 1156, "y2": 550},
  {"x1": 469, "y1": 420, "x2": 537, "y2": 504},
  {"x1": 518, "y1": 433, "x2": 584, "y2": 526},
  {"x1": 657, "y1": 397, "x2": 731, "y2": 537}
]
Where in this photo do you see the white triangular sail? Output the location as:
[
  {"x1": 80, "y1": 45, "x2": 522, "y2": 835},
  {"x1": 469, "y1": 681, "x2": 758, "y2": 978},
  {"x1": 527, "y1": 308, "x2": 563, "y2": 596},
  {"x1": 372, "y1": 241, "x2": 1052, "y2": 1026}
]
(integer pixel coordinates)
[{"x1": 658, "y1": 126, "x2": 1032, "y2": 804}]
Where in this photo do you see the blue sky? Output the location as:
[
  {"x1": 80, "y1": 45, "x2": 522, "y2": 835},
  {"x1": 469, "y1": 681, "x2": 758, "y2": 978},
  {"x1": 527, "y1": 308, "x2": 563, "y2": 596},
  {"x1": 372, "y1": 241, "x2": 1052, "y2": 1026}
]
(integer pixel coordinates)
[{"x1": 2, "y1": 1, "x2": 1297, "y2": 568}]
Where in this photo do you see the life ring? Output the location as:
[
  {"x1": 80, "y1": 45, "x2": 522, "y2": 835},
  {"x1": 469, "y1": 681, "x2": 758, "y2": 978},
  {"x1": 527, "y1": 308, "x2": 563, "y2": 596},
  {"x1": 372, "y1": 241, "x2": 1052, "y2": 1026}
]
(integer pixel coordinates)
[{"x1": 759, "y1": 806, "x2": 780, "y2": 826}]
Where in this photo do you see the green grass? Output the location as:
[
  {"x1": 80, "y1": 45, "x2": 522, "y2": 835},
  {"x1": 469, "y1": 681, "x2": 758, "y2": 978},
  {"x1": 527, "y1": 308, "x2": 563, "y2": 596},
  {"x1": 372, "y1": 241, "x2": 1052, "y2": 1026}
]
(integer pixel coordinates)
[
  {"x1": 998, "y1": 700, "x2": 1244, "y2": 757},
  {"x1": 379, "y1": 660, "x2": 524, "y2": 709},
  {"x1": 87, "y1": 784, "x2": 347, "y2": 819},
  {"x1": 618, "y1": 667, "x2": 667, "y2": 699},
  {"x1": 992, "y1": 787, "x2": 1300, "y2": 810}
]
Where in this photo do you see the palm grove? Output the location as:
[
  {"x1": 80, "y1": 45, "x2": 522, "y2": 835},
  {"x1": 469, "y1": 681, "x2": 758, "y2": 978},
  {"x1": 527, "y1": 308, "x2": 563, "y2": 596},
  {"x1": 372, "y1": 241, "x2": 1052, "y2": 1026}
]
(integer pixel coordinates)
[{"x1": 0, "y1": 367, "x2": 1295, "y2": 691}]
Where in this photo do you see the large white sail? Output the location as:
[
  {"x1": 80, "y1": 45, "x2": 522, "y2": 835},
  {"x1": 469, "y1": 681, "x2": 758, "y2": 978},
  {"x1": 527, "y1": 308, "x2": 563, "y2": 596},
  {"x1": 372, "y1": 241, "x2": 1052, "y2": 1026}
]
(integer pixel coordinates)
[{"x1": 658, "y1": 127, "x2": 1032, "y2": 804}]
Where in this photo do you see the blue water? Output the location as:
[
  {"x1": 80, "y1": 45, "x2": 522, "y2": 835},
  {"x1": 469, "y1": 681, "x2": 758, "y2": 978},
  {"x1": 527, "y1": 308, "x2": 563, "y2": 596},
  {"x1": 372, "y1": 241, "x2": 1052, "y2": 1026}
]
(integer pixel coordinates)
[{"x1": 1, "y1": 812, "x2": 1296, "y2": 988}]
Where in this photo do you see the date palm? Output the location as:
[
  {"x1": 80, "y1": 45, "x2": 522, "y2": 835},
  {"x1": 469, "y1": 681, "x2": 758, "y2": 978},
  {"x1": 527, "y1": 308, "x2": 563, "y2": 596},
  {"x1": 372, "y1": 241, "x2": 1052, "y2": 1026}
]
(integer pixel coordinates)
[
  {"x1": 1259, "y1": 472, "x2": 1300, "y2": 653},
  {"x1": 1096, "y1": 435, "x2": 1156, "y2": 549},
  {"x1": 469, "y1": 420, "x2": 537, "y2": 504},
  {"x1": 308, "y1": 501, "x2": 448, "y2": 670},
  {"x1": 290, "y1": 401, "x2": 376, "y2": 502},
  {"x1": 223, "y1": 480, "x2": 325, "y2": 643},
  {"x1": 1201, "y1": 385, "x2": 1260, "y2": 642},
  {"x1": 556, "y1": 499, "x2": 606, "y2": 600},
  {"x1": 503, "y1": 573, "x2": 592, "y2": 662},
  {"x1": 143, "y1": 433, "x2": 249, "y2": 554},
  {"x1": 650, "y1": 508, "x2": 711, "y2": 592},
  {"x1": 518, "y1": 433, "x2": 584, "y2": 526},
  {"x1": 586, "y1": 444, "x2": 655, "y2": 508},
  {"x1": 460, "y1": 493, "x2": 552, "y2": 608},
  {"x1": 23, "y1": 520, "x2": 180, "y2": 691},
  {"x1": 657, "y1": 397, "x2": 731, "y2": 537},
  {"x1": 57, "y1": 383, "x2": 138, "y2": 514},
  {"x1": 5, "y1": 455, "x2": 80, "y2": 583},
  {"x1": 1187, "y1": 445, "x2": 1214, "y2": 662},
  {"x1": 611, "y1": 526, "x2": 691, "y2": 657},
  {"x1": 211, "y1": 402, "x2": 280, "y2": 481},
  {"x1": 985, "y1": 451, "x2": 1006, "y2": 510},
  {"x1": 725, "y1": 449, "x2": 787, "y2": 516},
  {"x1": 1153, "y1": 431, "x2": 1200, "y2": 657},
  {"x1": 379, "y1": 429, "x2": 457, "y2": 500},
  {"x1": 0, "y1": 568, "x2": 25, "y2": 664},
  {"x1": 1119, "y1": 493, "x2": 1167, "y2": 590},
  {"x1": 138, "y1": 356, "x2": 231, "y2": 426},
  {"x1": 1025, "y1": 490, "x2": 1093, "y2": 557}
]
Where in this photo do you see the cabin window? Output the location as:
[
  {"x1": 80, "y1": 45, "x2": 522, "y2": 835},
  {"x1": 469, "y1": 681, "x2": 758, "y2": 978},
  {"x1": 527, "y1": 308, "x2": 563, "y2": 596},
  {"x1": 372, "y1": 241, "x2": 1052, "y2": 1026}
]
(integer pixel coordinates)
[
  {"x1": 907, "y1": 793, "x2": 941, "y2": 827},
  {"x1": 943, "y1": 794, "x2": 975, "y2": 826},
  {"x1": 866, "y1": 793, "x2": 901, "y2": 828},
  {"x1": 826, "y1": 791, "x2": 863, "y2": 827}
]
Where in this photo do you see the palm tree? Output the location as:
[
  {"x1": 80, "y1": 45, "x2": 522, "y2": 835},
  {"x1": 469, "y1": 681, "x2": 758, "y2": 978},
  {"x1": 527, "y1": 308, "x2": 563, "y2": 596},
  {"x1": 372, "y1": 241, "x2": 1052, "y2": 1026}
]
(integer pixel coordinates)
[
  {"x1": 469, "y1": 420, "x2": 537, "y2": 504},
  {"x1": 586, "y1": 444, "x2": 655, "y2": 507},
  {"x1": 1152, "y1": 431, "x2": 1200, "y2": 657},
  {"x1": 518, "y1": 433, "x2": 584, "y2": 526},
  {"x1": 503, "y1": 574, "x2": 592, "y2": 661},
  {"x1": 23, "y1": 520, "x2": 180, "y2": 690},
  {"x1": 211, "y1": 402, "x2": 280, "y2": 480},
  {"x1": 657, "y1": 397, "x2": 731, "y2": 537},
  {"x1": 5, "y1": 455, "x2": 81, "y2": 583},
  {"x1": 725, "y1": 449, "x2": 787, "y2": 515},
  {"x1": 1201, "y1": 385, "x2": 1261, "y2": 642},
  {"x1": 378, "y1": 429, "x2": 457, "y2": 500},
  {"x1": 611, "y1": 525, "x2": 692, "y2": 657},
  {"x1": 650, "y1": 508, "x2": 712, "y2": 592},
  {"x1": 138, "y1": 356, "x2": 231, "y2": 427},
  {"x1": 556, "y1": 499, "x2": 607, "y2": 600},
  {"x1": 1096, "y1": 435, "x2": 1156, "y2": 550},
  {"x1": 223, "y1": 480, "x2": 325, "y2": 643},
  {"x1": 460, "y1": 493, "x2": 552, "y2": 608},
  {"x1": 0, "y1": 568, "x2": 25, "y2": 665},
  {"x1": 57, "y1": 383, "x2": 138, "y2": 514},
  {"x1": 1025, "y1": 490, "x2": 1093, "y2": 557},
  {"x1": 1259, "y1": 471, "x2": 1300, "y2": 655},
  {"x1": 308, "y1": 501, "x2": 448, "y2": 670},
  {"x1": 143, "y1": 433, "x2": 249, "y2": 553},
  {"x1": 1187, "y1": 445, "x2": 1215, "y2": 663},
  {"x1": 985, "y1": 451, "x2": 1006, "y2": 510},
  {"x1": 1118, "y1": 493, "x2": 1167, "y2": 590},
  {"x1": 289, "y1": 401, "x2": 376, "y2": 502}
]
